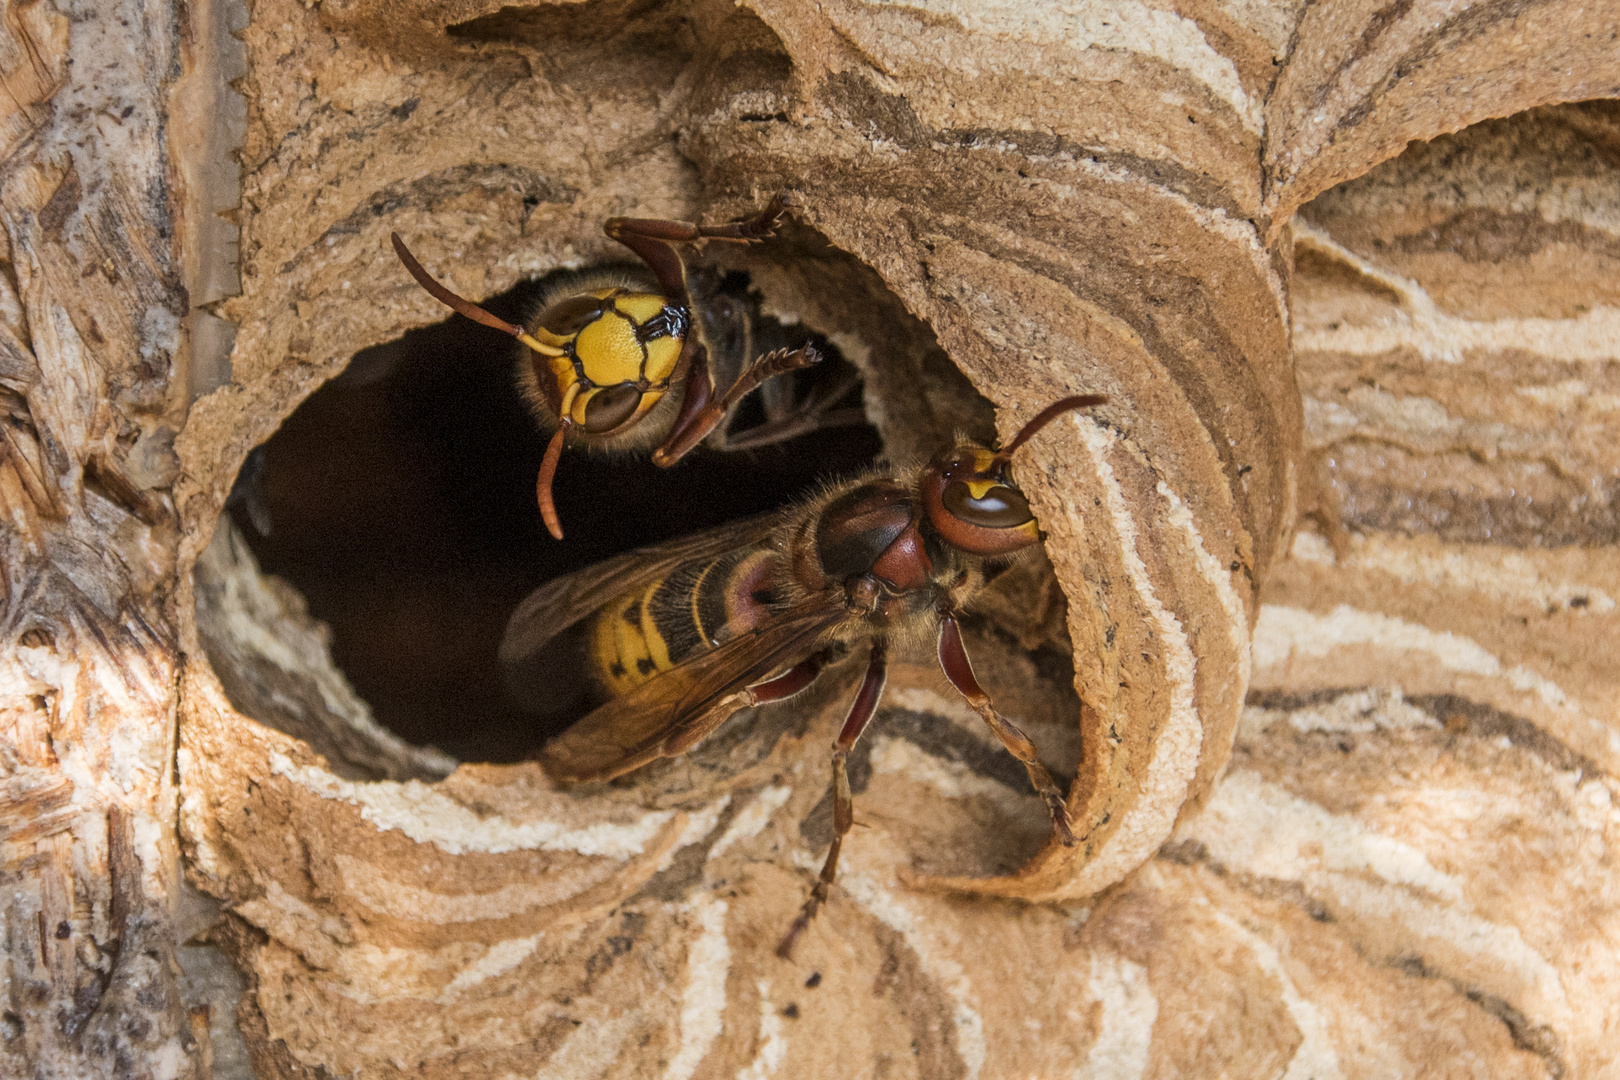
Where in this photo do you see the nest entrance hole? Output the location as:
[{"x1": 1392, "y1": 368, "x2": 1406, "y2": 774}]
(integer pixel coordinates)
[
  {"x1": 214, "y1": 267, "x2": 881, "y2": 766},
  {"x1": 190, "y1": 228, "x2": 1084, "y2": 890}
]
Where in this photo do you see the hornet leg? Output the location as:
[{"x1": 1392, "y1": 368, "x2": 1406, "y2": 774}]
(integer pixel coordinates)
[
  {"x1": 604, "y1": 197, "x2": 790, "y2": 310},
  {"x1": 707, "y1": 369, "x2": 866, "y2": 453},
  {"x1": 777, "y1": 639, "x2": 887, "y2": 959},
  {"x1": 938, "y1": 610, "x2": 1078, "y2": 847},
  {"x1": 745, "y1": 653, "x2": 827, "y2": 705},
  {"x1": 652, "y1": 345, "x2": 821, "y2": 467}
]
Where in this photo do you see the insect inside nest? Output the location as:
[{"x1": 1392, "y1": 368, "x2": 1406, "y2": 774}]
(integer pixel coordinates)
[
  {"x1": 391, "y1": 198, "x2": 862, "y2": 539},
  {"x1": 498, "y1": 393, "x2": 1107, "y2": 956}
]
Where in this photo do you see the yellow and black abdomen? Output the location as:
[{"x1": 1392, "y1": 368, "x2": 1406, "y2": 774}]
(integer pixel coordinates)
[{"x1": 589, "y1": 547, "x2": 775, "y2": 699}]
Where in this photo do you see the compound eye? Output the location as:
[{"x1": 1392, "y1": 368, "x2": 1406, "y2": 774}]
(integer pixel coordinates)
[
  {"x1": 941, "y1": 480, "x2": 1032, "y2": 529},
  {"x1": 539, "y1": 294, "x2": 607, "y2": 336},
  {"x1": 582, "y1": 382, "x2": 643, "y2": 433}
]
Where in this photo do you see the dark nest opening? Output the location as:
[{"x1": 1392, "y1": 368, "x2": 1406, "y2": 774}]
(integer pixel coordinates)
[{"x1": 215, "y1": 268, "x2": 882, "y2": 765}]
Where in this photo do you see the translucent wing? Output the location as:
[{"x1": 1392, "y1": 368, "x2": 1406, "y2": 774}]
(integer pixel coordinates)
[
  {"x1": 540, "y1": 594, "x2": 846, "y2": 782},
  {"x1": 498, "y1": 512, "x2": 783, "y2": 668}
]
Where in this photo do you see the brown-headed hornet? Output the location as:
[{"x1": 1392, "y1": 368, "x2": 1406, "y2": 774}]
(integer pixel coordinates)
[
  {"x1": 498, "y1": 395, "x2": 1106, "y2": 955},
  {"x1": 391, "y1": 199, "x2": 843, "y2": 540}
]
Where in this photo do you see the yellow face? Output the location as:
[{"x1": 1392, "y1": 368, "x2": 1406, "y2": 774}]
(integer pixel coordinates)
[
  {"x1": 529, "y1": 288, "x2": 688, "y2": 435},
  {"x1": 960, "y1": 450, "x2": 1003, "y2": 500}
]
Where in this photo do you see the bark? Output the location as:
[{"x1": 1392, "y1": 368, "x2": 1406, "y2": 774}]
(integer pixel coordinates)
[{"x1": 0, "y1": 0, "x2": 1616, "y2": 1077}]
